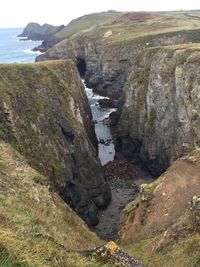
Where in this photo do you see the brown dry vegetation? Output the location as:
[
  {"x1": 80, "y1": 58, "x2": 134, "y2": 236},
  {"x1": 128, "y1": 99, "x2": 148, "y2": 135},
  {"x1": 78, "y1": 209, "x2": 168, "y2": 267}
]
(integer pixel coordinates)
[{"x1": 119, "y1": 151, "x2": 200, "y2": 267}]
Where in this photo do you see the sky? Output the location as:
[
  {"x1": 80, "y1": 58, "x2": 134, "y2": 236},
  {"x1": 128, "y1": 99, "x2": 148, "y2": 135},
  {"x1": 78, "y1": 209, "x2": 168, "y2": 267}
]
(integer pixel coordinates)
[{"x1": 0, "y1": 0, "x2": 200, "y2": 28}]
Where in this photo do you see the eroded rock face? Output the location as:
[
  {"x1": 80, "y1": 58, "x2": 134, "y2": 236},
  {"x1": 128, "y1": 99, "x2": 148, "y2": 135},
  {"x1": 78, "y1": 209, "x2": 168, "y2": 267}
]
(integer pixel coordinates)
[
  {"x1": 0, "y1": 60, "x2": 111, "y2": 225},
  {"x1": 36, "y1": 36, "x2": 142, "y2": 99},
  {"x1": 36, "y1": 29, "x2": 200, "y2": 100},
  {"x1": 36, "y1": 26, "x2": 200, "y2": 175},
  {"x1": 117, "y1": 48, "x2": 200, "y2": 175}
]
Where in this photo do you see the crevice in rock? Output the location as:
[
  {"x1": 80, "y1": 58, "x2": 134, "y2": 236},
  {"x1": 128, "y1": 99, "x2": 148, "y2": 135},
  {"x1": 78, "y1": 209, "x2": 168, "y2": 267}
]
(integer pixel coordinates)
[
  {"x1": 81, "y1": 78, "x2": 155, "y2": 241},
  {"x1": 76, "y1": 57, "x2": 86, "y2": 78}
]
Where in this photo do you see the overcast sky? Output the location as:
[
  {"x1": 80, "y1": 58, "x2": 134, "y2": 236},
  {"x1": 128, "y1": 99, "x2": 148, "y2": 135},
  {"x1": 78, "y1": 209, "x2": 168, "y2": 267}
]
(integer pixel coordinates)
[{"x1": 1, "y1": 0, "x2": 200, "y2": 28}]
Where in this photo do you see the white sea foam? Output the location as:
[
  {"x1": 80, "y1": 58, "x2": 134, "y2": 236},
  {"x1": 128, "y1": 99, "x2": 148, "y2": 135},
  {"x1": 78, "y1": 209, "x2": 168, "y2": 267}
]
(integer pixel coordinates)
[
  {"x1": 23, "y1": 49, "x2": 42, "y2": 55},
  {"x1": 92, "y1": 94, "x2": 109, "y2": 100}
]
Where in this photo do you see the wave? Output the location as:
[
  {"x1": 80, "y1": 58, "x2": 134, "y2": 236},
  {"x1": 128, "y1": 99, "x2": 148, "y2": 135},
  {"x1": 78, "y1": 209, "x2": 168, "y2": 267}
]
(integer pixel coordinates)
[
  {"x1": 17, "y1": 38, "x2": 42, "y2": 43},
  {"x1": 23, "y1": 49, "x2": 42, "y2": 55},
  {"x1": 92, "y1": 94, "x2": 109, "y2": 100}
]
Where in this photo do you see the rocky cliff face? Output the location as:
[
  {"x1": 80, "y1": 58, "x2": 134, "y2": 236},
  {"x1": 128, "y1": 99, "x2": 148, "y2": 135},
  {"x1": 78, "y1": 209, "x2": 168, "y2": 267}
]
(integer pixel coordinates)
[
  {"x1": 36, "y1": 28, "x2": 200, "y2": 99},
  {"x1": 18, "y1": 22, "x2": 65, "y2": 52},
  {"x1": 117, "y1": 46, "x2": 200, "y2": 175},
  {"x1": 35, "y1": 15, "x2": 200, "y2": 175},
  {"x1": 36, "y1": 36, "x2": 140, "y2": 99},
  {"x1": 0, "y1": 60, "x2": 110, "y2": 226},
  {"x1": 18, "y1": 22, "x2": 64, "y2": 41}
]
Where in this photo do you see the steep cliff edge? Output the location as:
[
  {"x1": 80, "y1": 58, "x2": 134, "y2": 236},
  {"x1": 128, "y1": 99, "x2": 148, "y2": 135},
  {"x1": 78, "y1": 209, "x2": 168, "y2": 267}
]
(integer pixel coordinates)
[
  {"x1": 36, "y1": 11, "x2": 200, "y2": 100},
  {"x1": 117, "y1": 45, "x2": 200, "y2": 175},
  {"x1": 119, "y1": 151, "x2": 200, "y2": 266},
  {"x1": 0, "y1": 60, "x2": 110, "y2": 226},
  {"x1": 0, "y1": 140, "x2": 104, "y2": 266},
  {"x1": 36, "y1": 35, "x2": 138, "y2": 99}
]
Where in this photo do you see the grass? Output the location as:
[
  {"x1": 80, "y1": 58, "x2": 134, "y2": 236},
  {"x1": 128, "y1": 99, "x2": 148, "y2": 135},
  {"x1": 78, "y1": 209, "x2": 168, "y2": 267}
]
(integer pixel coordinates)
[
  {"x1": 0, "y1": 60, "x2": 89, "y2": 183},
  {"x1": 80, "y1": 11, "x2": 200, "y2": 46},
  {"x1": 32, "y1": 175, "x2": 48, "y2": 186},
  {"x1": 0, "y1": 140, "x2": 115, "y2": 267},
  {"x1": 120, "y1": 150, "x2": 200, "y2": 267},
  {"x1": 45, "y1": 10, "x2": 200, "y2": 54},
  {"x1": 55, "y1": 11, "x2": 122, "y2": 39},
  {"x1": 186, "y1": 149, "x2": 200, "y2": 158},
  {"x1": 122, "y1": 234, "x2": 200, "y2": 267},
  {"x1": 0, "y1": 246, "x2": 25, "y2": 267}
]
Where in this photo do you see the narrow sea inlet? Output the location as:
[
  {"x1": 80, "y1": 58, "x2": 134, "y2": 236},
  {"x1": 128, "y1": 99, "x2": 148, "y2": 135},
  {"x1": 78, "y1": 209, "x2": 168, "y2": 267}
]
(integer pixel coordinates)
[{"x1": 84, "y1": 82, "x2": 116, "y2": 165}]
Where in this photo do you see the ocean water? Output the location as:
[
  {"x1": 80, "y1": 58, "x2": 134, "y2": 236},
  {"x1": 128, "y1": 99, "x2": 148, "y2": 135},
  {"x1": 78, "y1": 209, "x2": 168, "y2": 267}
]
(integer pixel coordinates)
[
  {"x1": 85, "y1": 85, "x2": 116, "y2": 165},
  {"x1": 0, "y1": 28, "x2": 42, "y2": 63}
]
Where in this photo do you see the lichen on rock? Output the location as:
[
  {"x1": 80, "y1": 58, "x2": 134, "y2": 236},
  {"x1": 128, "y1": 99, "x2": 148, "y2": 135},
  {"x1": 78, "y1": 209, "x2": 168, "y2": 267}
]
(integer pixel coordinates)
[{"x1": 90, "y1": 241, "x2": 145, "y2": 267}]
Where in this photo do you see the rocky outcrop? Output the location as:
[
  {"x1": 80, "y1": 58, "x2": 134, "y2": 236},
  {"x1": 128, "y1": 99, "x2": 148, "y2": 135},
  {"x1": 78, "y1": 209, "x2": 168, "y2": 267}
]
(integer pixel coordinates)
[
  {"x1": 0, "y1": 60, "x2": 111, "y2": 226},
  {"x1": 36, "y1": 35, "x2": 140, "y2": 99},
  {"x1": 18, "y1": 22, "x2": 65, "y2": 52},
  {"x1": 18, "y1": 22, "x2": 64, "y2": 41},
  {"x1": 117, "y1": 47, "x2": 200, "y2": 175},
  {"x1": 85, "y1": 241, "x2": 145, "y2": 267},
  {"x1": 35, "y1": 13, "x2": 200, "y2": 175},
  {"x1": 36, "y1": 28, "x2": 200, "y2": 98}
]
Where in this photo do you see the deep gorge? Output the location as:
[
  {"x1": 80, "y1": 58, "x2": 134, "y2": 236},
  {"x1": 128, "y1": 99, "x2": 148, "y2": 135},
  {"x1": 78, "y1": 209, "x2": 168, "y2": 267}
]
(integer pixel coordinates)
[{"x1": 1, "y1": 11, "x2": 200, "y2": 266}]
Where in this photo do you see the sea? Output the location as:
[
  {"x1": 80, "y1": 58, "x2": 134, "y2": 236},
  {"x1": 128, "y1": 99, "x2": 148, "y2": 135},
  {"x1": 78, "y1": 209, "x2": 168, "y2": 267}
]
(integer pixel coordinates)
[{"x1": 0, "y1": 28, "x2": 42, "y2": 63}]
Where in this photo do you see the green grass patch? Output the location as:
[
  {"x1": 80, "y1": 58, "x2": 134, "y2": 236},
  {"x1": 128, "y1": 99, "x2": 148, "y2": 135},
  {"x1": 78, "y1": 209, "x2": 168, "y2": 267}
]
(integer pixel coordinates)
[{"x1": 0, "y1": 246, "x2": 25, "y2": 267}]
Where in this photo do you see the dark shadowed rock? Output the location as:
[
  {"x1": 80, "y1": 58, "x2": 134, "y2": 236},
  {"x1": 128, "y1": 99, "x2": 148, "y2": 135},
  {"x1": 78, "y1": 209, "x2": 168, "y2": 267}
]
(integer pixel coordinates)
[
  {"x1": 0, "y1": 60, "x2": 111, "y2": 226},
  {"x1": 98, "y1": 98, "x2": 118, "y2": 108}
]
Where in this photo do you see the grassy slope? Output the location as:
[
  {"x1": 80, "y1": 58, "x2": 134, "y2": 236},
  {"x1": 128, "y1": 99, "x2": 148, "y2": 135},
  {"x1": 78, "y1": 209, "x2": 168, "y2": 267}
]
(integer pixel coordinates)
[
  {"x1": 55, "y1": 11, "x2": 122, "y2": 39},
  {"x1": 119, "y1": 151, "x2": 200, "y2": 267},
  {"x1": 100, "y1": 11, "x2": 200, "y2": 45},
  {"x1": 40, "y1": 10, "x2": 200, "y2": 62},
  {"x1": 0, "y1": 140, "x2": 114, "y2": 267},
  {"x1": 64, "y1": 10, "x2": 200, "y2": 46},
  {"x1": 123, "y1": 234, "x2": 200, "y2": 267}
]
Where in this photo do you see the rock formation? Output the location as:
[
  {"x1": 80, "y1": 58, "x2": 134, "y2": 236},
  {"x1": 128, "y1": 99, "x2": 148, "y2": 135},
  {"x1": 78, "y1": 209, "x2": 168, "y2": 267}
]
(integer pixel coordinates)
[
  {"x1": 18, "y1": 22, "x2": 65, "y2": 52},
  {"x1": 117, "y1": 47, "x2": 200, "y2": 175},
  {"x1": 37, "y1": 26, "x2": 200, "y2": 176},
  {"x1": 0, "y1": 60, "x2": 111, "y2": 226},
  {"x1": 18, "y1": 22, "x2": 64, "y2": 41}
]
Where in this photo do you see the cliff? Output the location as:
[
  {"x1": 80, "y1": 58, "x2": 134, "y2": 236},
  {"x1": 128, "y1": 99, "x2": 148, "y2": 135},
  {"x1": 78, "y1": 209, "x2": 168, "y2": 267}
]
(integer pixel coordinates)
[
  {"x1": 18, "y1": 22, "x2": 65, "y2": 52},
  {"x1": 0, "y1": 60, "x2": 110, "y2": 226},
  {"x1": 0, "y1": 140, "x2": 104, "y2": 266},
  {"x1": 32, "y1": 10, "x2": 200, "y2": 266},
  {"x1": 36, "y1": 11, "x2": 200, "y2": 98},
  {"x1": 20, "y1": 11, "x2": 121, "y2": 52},
  {"x1": 119, "y1": 151, "x2": 200, "y2": 266},
  {"x1": 18, "y1": 22, "x2": 64, "y2": 41},
  {"x1": 117, "y1": 45, "x2": 200, "y2": 175},
  {"x1": 36, "y1": 11, "x2": 200, "y2": 175}
]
